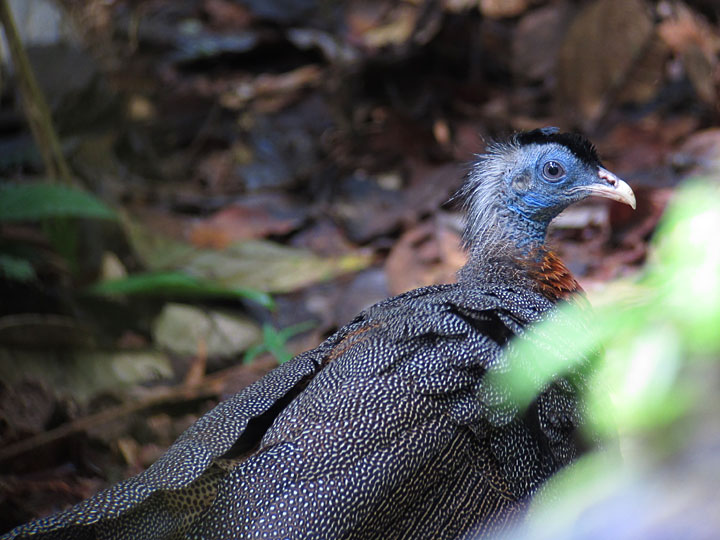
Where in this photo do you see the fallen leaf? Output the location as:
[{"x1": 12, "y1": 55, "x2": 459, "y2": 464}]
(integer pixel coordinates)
[
  {"x1": 480, "y1": 0, "x2": 529, "y2": 19},
  {"x1": 602, "y1": 118, "x2": 698, "y2": 175},
  {"x1": 659, "y1": 2, "x2": 719, "y2": 104},
  {"x1": 385, "y1": 216, "x2": 465, "y2": 295},
  {"x1": 290, "y1": 218, "x2": 358, "y2": 256},
  {"x1": 512, "y1": 3, "x2": 573, "y2": 82},
  {"x1": 184, "y1": 240, "x2": 373, "y2": 293},
  {"x1": 203, "y1": 0, "x2": 253, "y2": 29},
  {"x1": 287, "y1": 28, "x2": 359, "y2": 64},
  {"x1": 125, "y1": 213, "x2": 371, "y2": 293},
  {"x1": 558, "y1": 0, "x2": 661, "y2": 126},
  {"x1": 0, "y1": 379, "x2": 55, "y2": 438},
  {"x1": 152, "y1": 303, "x2": 261, "y2": 359},
  {"x1": 671, "y1": 128, "x2": 720, "y2": 178},
  {"x1": 189, "y1": 194, "x2": 306, "y2": 248},
  {"x1": 658, "y1": 2, "x2": 720, "y2": 59},
  {"x1": 220, "y1": 65, "x2": 323, "y2": 110},
  {"x1": 331, "y1": 269, "x2": 392, "y2": 328},
  {"x1": 0, "y1": 314, "x2": 94, "y2": 348},
  {"x1": 0, "y1": 348, "x2": 173, "y2": 405},
  {"x1": 346, "y1": 2, "x2": 440, "y2": 50}
]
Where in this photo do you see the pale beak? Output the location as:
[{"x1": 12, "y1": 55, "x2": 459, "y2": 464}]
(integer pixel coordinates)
[{"x1": 585, "y1": 167, "x2": 637, "y2": 209}]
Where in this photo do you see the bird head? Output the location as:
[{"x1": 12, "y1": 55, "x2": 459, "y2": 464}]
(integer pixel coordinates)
[{"x1": 462, "y1": 127, "x2": 636, "y2": 254}]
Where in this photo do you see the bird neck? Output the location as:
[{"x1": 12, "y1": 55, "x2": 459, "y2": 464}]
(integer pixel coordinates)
[
  {"x1": 459, "y1": 235, "x2": 583, "y2": 303},
  {"x1": 464, "y1": 201, "x2": 550, "y2": 261}
]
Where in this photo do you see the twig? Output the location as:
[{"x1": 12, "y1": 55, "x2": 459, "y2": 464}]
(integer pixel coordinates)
[
  {"x1": 0, "y1": 383, "x2": 216, "y2": 463},
  {"x1": 0, "y1": 0, "x2": 73, "y2": 185},
  {"x1": 0, "y1": 355, "x2": 278, "y2": 463}
]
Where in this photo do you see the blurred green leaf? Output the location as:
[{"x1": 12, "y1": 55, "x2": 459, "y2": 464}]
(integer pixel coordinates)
[
  {"x1": 495, "y1": 179, "x2": 720, "y2": 426},
  {"x1": 89, "y1": 271, "x2": 274, "y2": 309},
  {"x1": 0, "y1": 183, "x2": 116, "y2": 221},
  {"x1": 508, "y1": 179, "x2": 720, "y2": 539},
  {"x1": 0, "y1": 253, "x2": 36, "y2": 281},
  {"x1": 486, "y1": 299, "x2": 603, "y2": 411},
  {"x1": 650, "y1": 180, "x2": 720, "y2": 351},
  {"x1": 44, "y1": 217, "x2": 79, "y2": 274}
]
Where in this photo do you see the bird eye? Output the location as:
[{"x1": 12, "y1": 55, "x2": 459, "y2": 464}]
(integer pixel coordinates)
[{"x1": 542, "y1": 160, "x2": 565, "y2": 181}]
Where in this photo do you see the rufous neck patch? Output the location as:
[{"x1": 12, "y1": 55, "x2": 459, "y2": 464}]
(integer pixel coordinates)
[{"x1": 528, "y1": 250, "x2": 584, "y2": 302}]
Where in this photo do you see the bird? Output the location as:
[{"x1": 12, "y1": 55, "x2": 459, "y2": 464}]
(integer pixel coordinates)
[{"x1": 2, "y1": 127, "x2": 635, "y2": 540}]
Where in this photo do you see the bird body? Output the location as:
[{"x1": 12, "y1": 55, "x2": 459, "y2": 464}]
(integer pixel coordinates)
[{"x1": 2, "y1": 128, "x2": 635, "y2": 540}]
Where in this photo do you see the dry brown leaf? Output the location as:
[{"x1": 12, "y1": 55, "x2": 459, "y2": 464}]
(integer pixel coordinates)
[
  {"x1": 220, "y1": 66, "x2": 323, "y2": 110},
  {"x1": 203, "y1": 0, "x2": 253, "y2": 29},
  {"x1": 356, "y1": 4, "x2": 418, "y2": 49},
  {"x1": 671, "y1": 128, "x2": 720, "y2": 177},
  {"x1": 479, "y1": 0, "x2": 529, "y2": 19},
  {"x1": 152, "y1": 304, "x2": 261, "y2": 360},
  {"x1": 512, "y1": 3, "x2": 573, "y2": 82},
  {"x1": 443, "y1": 0, "x2": 479, "y2": 12},
  {"x1": 657, "y1": 3, "x2": 720, "y2": 59},
  {"x1": 658, "y1": 3, "x2": 720, "y2": 105},
  {"x1": 346, "y1": 1, "x2": 442, "y2": 50},
  {"x1": 189, "y1": 197, "x2": 305, "y2": 249},
  {"x1": 0, "y1": 379, "x2": 55, "y2": 438},
  {"x1": 682, "y1": 46, "x2": 717, "y2": 105},
  {"x1": 116, "y1": 436, "x2": 140, "y2": 467},
  {"x1": 558, "y1": 0, "x2": 662, "y2": 126},
  {"x1": 385, "y1": 218, "x2": 465, "y2": 295},
  {"x1": 601, "y1": 118, "x2": 694, "y2": 173}
]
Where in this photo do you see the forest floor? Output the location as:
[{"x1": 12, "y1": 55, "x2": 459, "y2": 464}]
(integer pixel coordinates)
[{"x1": 1, "y1": 0, "x2": 719, "y2": 531}]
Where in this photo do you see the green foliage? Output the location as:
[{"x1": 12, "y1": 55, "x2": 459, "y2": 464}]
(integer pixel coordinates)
[
  {"x1": 503, "y1": 179, "x2": 720, "y2": 537},
  {"x1": 244, "y1": 321, "x2": 316, "y2": 365},
  {"x1": 89, "y1": 271, "x2": 275, "y2": 309},
  {"x1": 494, "y1": 179, "x2": 720, "y2": 433},
  {"x1": 0, "y1": 182, "x2": 116, "y2": 280},
  {"x1": 0, "y1": 183, "x2": 116, "y2": 221},
  {"x1": 0, "y1": 253, "x2": 36, "y2": 281},
  {"x1": 649, "y1": 181, "x2": 720, "y2": 350}
]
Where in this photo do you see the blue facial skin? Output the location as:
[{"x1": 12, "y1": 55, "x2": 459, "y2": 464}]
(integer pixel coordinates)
[{"x1": 505, "y1": 143, "x2": 599, "y2": 248}]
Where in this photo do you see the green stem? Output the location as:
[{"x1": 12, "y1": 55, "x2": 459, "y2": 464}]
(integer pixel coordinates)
[{"x1": 0, "y1": 0, "x2": 73, "y2": 185}]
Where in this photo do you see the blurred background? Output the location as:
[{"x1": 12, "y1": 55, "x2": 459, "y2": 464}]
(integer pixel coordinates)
[{"x1": 0, "y1": 0, "x2": 719, "y2": 536}]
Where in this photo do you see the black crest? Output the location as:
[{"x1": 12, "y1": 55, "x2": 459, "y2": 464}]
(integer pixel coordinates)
[{"x1": 515, "y1": 127, "x2": 601, "y2": 167}]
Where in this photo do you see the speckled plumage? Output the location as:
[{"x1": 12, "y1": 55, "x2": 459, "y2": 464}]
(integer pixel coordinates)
[{"x1": 2, "y1": 129, "x2": 635, "y2": 540}]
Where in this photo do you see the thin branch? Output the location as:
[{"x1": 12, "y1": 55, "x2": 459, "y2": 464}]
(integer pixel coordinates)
[
  {"x1": 0, "y1": 0, "x2": 73, "y2": 185},
  {"x1": 0, "y1": 355, "x2": 277, "y2": 462}
]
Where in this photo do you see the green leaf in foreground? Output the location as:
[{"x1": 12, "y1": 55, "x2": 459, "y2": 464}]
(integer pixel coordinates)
[
  {"x1": 479, "y1": 179, "x2": 720, "y2": 453},
  {"x1": 88, "y1": 271, "x2": 274, "y2": 309},
  {"x1": 510, "y1": 180, "x2": 720, "y2": 540},
  {"x1": 0, "y1": 183, "x2": 116, "y2": 221}
]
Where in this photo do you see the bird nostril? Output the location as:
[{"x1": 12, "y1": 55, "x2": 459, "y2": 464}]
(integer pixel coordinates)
[{"x1": 598, "y1": 168, "x2": 619, "y2": 188}]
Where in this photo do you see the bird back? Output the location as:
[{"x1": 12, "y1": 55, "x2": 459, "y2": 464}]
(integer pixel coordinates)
[{"x1": 3, "y1": 279, "x2": 592, "y2": 540}]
